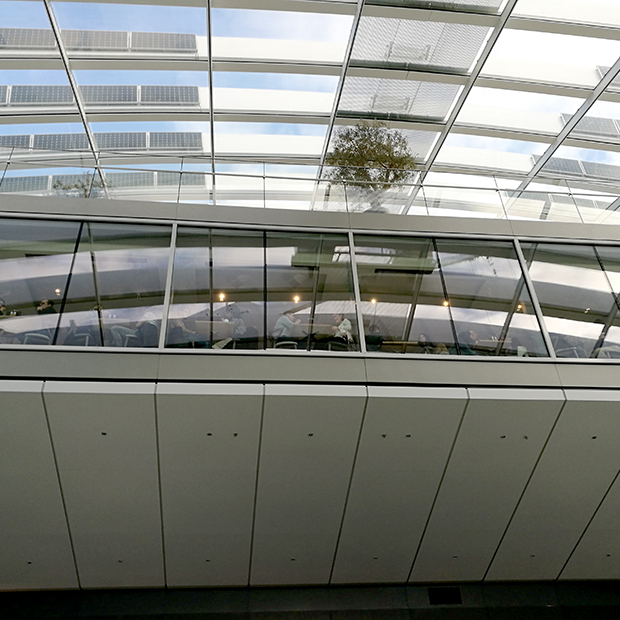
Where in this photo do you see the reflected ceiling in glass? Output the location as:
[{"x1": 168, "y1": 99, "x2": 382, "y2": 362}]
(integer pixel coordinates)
[{"x1": 1, "y1": 0, "x2": 620, "y2": 214}]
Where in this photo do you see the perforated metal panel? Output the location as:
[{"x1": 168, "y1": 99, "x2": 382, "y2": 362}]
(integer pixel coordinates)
[
  {"x1": 157, "y1": 171, "x2": 205, "y2": 186},
  {"x1": 368, "y1": 0, "x2": 503, "y2": 12},
  {"x1": 150, "y1": 132, "x2": 203, "y2": 150},
  {"x1": 583, "y1": 161, "x2": 620, "y2": 181},
  {"x1": 62, "y1": 29, "x2": 128, "y2": 51},
  {"x1": 352, "y1": 17, "x2": 490, "y2": 73},
  {"x1": 0, "y1": 134, "x2": 30, "y2": 148},
  {"x1": 141, "y1": 85, "x2": 200, "y2": 105},
  {"x1": 94, "y1": 132, "x2": 146, "y2": 150},
  {"x1": 0, "y1": 85, "x2": 7, "y2": 105},
  {"x1": 539, "y1": 157, "x2": 584, "y2": 176},
  {"x1": 10, "y1": 85, "x2": 73, "y2": 105},
  {"x1": 80, "y1": 85, "x2": 138, "y2": 104},
  {"x1": 132, "y1": 32, "x2": 197, "y2": 52},
  {"x1": 0, "y1": 176, "x2": 48, "y2": 192},
  {"x1": 34, "y1": 134, "x2": 89, "y2": 151},
  {"x1": 562, "y1": 113, "x2": 620, "y2": 138},
  {"x1": 106, "y1": 172, "x2": 156, "y2": 188},
  {"x1": 340, "y1": 76, "x2": 460, "y2": 120},
  {"x1": 0, "y1": 28, "x2": 56, "y2": 49}
]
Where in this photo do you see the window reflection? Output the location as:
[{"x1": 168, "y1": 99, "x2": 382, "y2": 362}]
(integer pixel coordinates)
[
  {"x1": 56, "y1": 223, "x2": 171, "y2": 347},
  {"x1": 0, "y1": 218, "x2": 79, "y2": 345},
  {"x1": 266, "y1": 232, "x2": 357, "y2": 351},
  {"x1": 522, "y1": 243, "x2": 616, "y2": 358},
  {"x1": 354, "y1": 236, "x2": 455, "y2": 354},
  {"x1": 436, "y1": 239, "x2": 548, "y2": 357}
]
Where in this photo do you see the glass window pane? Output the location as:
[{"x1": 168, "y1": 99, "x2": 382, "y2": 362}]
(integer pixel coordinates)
[
  {"x1": 56, "y1": 222, "x2": 171, "y2": 347},
  {"x1": 266, "y1": 231, "x2": 358, "y2": 351},
  {"x1": 354, "y1": 235, "x2": 455, "y2": 355},
  {"x1": 0, "y1": 218, "x2": 80, "y2": 346},
  {"x1": 435, "y1": 239, "x2": 548, "y2": 357},
  {"x1": 212, "y1": 229, "x2": 264, "y2": 349},
  {"x1": 521, "y1": 242, "x2": 616, "y2": 358}
]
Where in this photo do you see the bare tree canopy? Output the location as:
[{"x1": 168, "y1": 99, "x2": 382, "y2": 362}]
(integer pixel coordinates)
[{"x1": 324, "y1": 121, "x2": 416, "y2": 192}]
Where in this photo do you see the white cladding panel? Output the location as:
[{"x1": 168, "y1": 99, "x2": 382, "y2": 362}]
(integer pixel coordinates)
[
  {"x1": 156, "y1": 383, "x2": 263, "y2": 587},
  {"x1": 561, "y1": 469, "x2": 620, "y2": 580},
  {"x1": 251, "y1": 384, "x2": 367, "y2": 586},
  {"x1": 43, "y1": 382, "x2": 164, "y2": 588},
  {"x1": 332, "y1": 386, "x2": 468, "y2": 584},
  {"x1": 410, "y1": 389, "x2": 565, "y2": 582},
  {"x1": 0, "y1": 381, "x2": 78, "y2": 590},
  {"x1": 487, "y1": 390, "x2": 620, "y2": 581}
]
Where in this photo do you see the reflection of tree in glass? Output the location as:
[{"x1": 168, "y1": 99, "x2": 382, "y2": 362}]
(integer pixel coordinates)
[
  {"x1": 325, "y1": 121, "x2": 416, "y2": 212},
  {"x1": 53, "y1": 173, "x2": 108, "y2": 198}
]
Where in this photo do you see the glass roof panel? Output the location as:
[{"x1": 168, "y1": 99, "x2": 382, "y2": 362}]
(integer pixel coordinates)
[
  {"x1": 366, "y1": 0, "x2": 505, "y2": 13},
  {"x1": 513, "y1": 0, "x2": 620, "y2": 29},
  {"x1": 215, "y1": 122, "x2": 326, "y2": 159},
  {"x1": 351, "y1": 16, "x2": 491, "y2": 73},
  {"x1": 481, "y1": 29, "x2": 620, "y2": 88},
  {"x1": 72, "y1": 69, "x2": 209, "y2": 113},
  {"x1": 434, "y1": 134, "x2": 547, "y2": 173},
  {"x1": 339, "y1": 76, "x2": 462, "y2": 121},
  {"x1": 212, "y1": 9, "x2": 352, "y2": 64},
  {"x1": 52, "y1": 1, "x2": 207, "y2": 59},
  {"x1": 0, "y1": 1, "x2": 59, "y2": 61},
  {"x1": 456, "y1": 87, "x2": 585, "y2": 135}
]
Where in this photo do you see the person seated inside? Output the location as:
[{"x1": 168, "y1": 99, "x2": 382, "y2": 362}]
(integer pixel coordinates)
[
  {"x1": 413, "y1": 332, "x2": 434, "y2": 354},
  {"x1": 213, "y1": 304, "x2": 246, "y2": 349},
  {"x1": 451, "y1": 330, "x2": 479, "y2": 355},
  {"x1": 272, "y1": 310, "x2": 303, "y2": 346},
  {"x1": 37, "y1": 299, "x2": 56, "y2": 314},
  {"x1": 0, "y1": 299, "x2": 7, "y2": 316},
  {"x1": 327, "y1": 313, "x2": 353, "y2": 350}
]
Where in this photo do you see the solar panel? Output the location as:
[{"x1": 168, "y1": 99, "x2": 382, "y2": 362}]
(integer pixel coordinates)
[
  {"x1": 94, "y1": 132, "x2": 147, "y2": 150},
  {"x1": 53, "y1": 173, "x2": 96, "y2": 187},
  {"x1": 80, "y1": 85, "x2": 138, "y2": 104},
  {"x1": 582, "y1": 161, "x2": 620, "y2": 181},
  {"x1": 34, "y1": 134, "x2": 90, "y2": 151},
  {"x1": 0, "y1": 176, "x2": 49, "y2": 193},
  {"x1": 62, "y1": 29, "x2": 128, "y2": 51},
  {"x1": 105, "y1": 172, "x2": 156, "y2": 188},
  {"x1": 0, "y1": 28, "x2": 56, "y2": 49},
  {"x1": 0, "y1": 85, "x2": 7, "y2": 105},
  {"x1": 132, "y1": 31, "x2": 197, "y2": 52},
  {"x1": 157, "y1": 171, "x2": 205, "y2": 186},
  {"x1": 141, "y1": 85, "x2": 200, "y2": 105},
  {"x1": 149, "y1": 132, "x2": 203, "y2": 150},
  {"x1": 597, "y1": 66, "x2": 620, "y2": 90},
  {"x1": 539, "y1": 157, "x2": 584, "y2": 176},
  {"x1": 10, "y1": 85, "x2": 74, "y2": 105},
  {"x1": 561, "y1": 113, "x2": 620, "y2": 138},
  {"x1": 0, "y1": 135, "x2": 30, "y2": 148}
]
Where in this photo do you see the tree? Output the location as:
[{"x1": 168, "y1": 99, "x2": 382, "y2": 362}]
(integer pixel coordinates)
[
  {"x1": 324, "y1": 121, "x2": 416, "y2": 212},
  {"x1": 52, "y1": 172, "x2": 108, "y2": 198}
]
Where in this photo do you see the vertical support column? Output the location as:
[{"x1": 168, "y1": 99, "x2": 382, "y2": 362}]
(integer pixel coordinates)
[
  {"x1": 158, "y1": 223, "x2": 178, "y2": 350},
  {"x1": 513, "y1": 238, "x2": 556, "y2": 358},
  {"x1": 206, "y1": 0, "x2": 217, "y2": 205},
  {"x1": 348, "y1": 231, "x2": 366, "y2": 353}
]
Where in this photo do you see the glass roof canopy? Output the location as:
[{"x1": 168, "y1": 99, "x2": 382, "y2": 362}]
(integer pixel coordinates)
[{"x1": 2, "y1": 0, "x2": 620, "y2": 219}]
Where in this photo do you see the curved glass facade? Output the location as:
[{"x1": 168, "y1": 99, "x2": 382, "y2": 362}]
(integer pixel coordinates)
[{"x1": 2, "y1": 213, "x2": 620, "y2": 359}]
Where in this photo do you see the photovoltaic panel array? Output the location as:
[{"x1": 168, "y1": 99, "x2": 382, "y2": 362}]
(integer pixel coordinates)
[
  {"x1": 0, "y1": 28, "x2": 56, "y2": 49},
  {"x1": 0, "y1": 135, "x2": 30, "y2": 148},
  {"x1": 157, "y1": 171, "x2": 205, "y2": 186},
  {"x1": 0, "y1": 85, "x2": 7, "y2": 104},
  {"x1": 0, "y1": 176, "x2": 49, "y2": 192},
  {"x1": 132, "y1": 32, "x2": 197, "y2": 52},
  {"x1": 34, "y1": 134, "x2": 89, "y2": 150},
  {"x1": 150, "y1": 132, "x2": 203, "y2": 150},
  {"x1": 539, "y1": 157, "x2": 584, "y2": 176},
  {"x1": 10, "y1": 85, "x2": 74, "y2": 105},
  {"x1": 80, "y1": 85, "x2": 138, "y2": 104},
  {"x1": 94, "y1": 133, "x2": 147, "y2": 150},
  {"x1": 583, "y1": 161, "x2": 620, "y2": 181},
  {"x1": 105, "y1": 172, "x2": 156, "y2": 187},
  {"x1": 141, "y1": 86, "x2": 200, "y2": 104},
  {"x1": 62, "y1": 29, "x2": 128, "y2": 51},
  {"x1": 561, "y1": 113, "x2": 620, "y2": 139}
]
